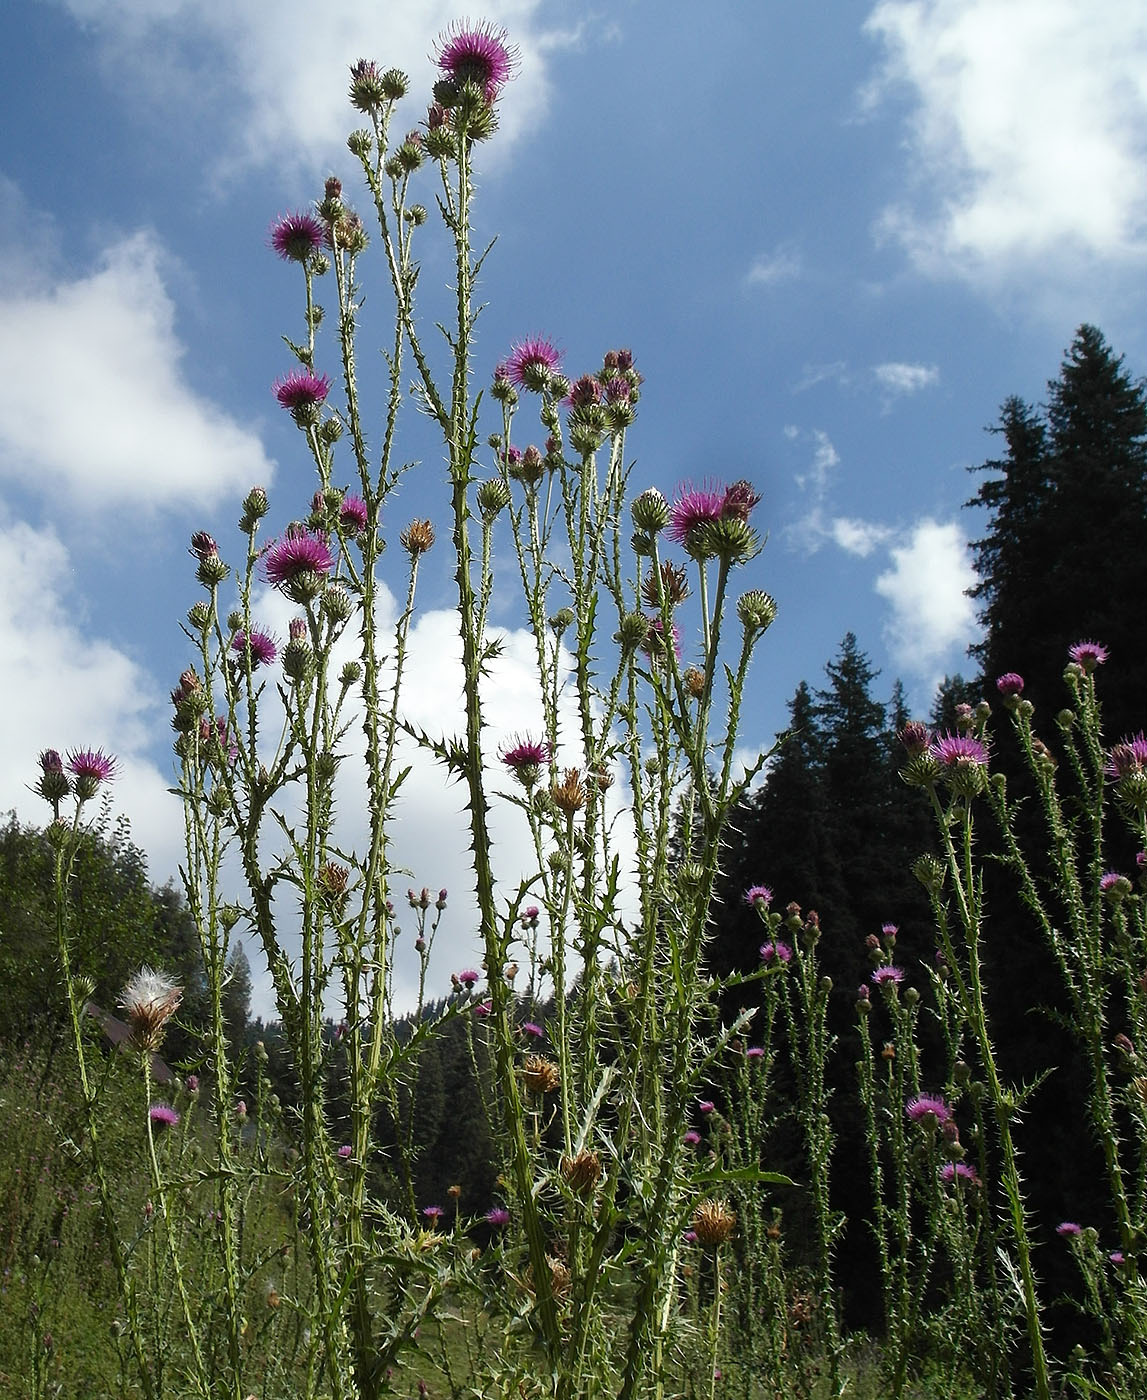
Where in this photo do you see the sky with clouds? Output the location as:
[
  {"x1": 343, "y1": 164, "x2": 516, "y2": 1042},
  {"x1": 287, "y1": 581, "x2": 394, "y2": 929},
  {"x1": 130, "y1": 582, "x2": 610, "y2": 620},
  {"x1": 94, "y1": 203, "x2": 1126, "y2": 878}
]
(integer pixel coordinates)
[{"x1": 3, "y1": 0, "x2": 1145, "y2": 1015}]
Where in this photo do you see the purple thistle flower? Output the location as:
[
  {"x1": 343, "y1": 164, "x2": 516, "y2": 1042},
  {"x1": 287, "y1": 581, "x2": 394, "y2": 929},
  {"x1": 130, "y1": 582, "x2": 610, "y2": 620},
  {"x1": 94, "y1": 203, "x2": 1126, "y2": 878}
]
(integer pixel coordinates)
[
  {"x1": 264, "y1": 529, "x2": 334, "y2": 590},
  {"x1": 521, "y1": 1021, "x2": 544, "y2": 1039},
  {"x1": 456, "y1": 969, "x2": 481, "y2": 989},
  {"x1": 435, "y1": 20, "x2": 519, "y2": 99},
  {"x1": 67, "y1": 748, "x2": 116, "y2": 784},
  {"x1": 745, "y1": 1046, "x2": 765, "y2": 1060},
  {"x1": 940, "y1": 1162, "x2": 981, "y2": 1186},
  {"x1": 666, "y1": 483, "x2": 727, "y2": 547},
  {"x1": 273, "y1": 369, "x2": 331, "y2": 412},
  {"x1": 930, "y1": 733, "x2": 988, "y2": 768},
  {"x1": 337, "y1": 1144, "x2": 353, "y2": 1160},
  {"x1": 421, "y1": 1204, "x2": 444, "y2": 1222},
  {"x1": 149, "y1": 1103, "x2": 180, "y2": 1127},
  {"x1": 641, "y1": 616, "x2": 681, "y2": 661},
  {"x1": 1069, "y1": 640, "x2": 1108, "y2": 671},
  {"x1": 721, "y1": 480, "x2": 761, "y2": 522},
  {"x1": 505, "y1": 336, "x2": 562, "y2": 391},
  {"x1": 231, "y1": 627, "x2": 278, "y2": 668},
  {"x1": 473, "y1": 1000, "x2": 492, "y2": 1017},
  {"x1": 906, "y1": 1094, "x2": 952, "y2": 1126},
  {"x1": 1110, "y1": 1250, "x2": 1126, "y2": 1264},
  {"x1": 897, "y1": 720, "x2": 931, "y2": 756},
  {"x1": 269, "y1": 211, "x2": 325, "y2": 263},
  {"x1": 500, "y1": 736, "x2": 552, "y2": 773},
  {"x1": 745, "y1": 885, "x2": 773, "y2": 910},
  {"x1": 485, "y1": 1206, "x2": 510, "y2": 1227},
  {"x1": 40, "y1": 748, "x2": 64, "y2": 775},
  {"x1": 1106, "y1": 733, "x2": 1147, "y2": 778},
  {"x1": 881, "y1": 923, "x2": 899, "y2": 937},
  {"x1": 996, "y1": 672, "x2": 1025, "y2": 697},
  {"x1": 339, "y1": 495, "x2": 369, "y2": 534},
  {"x1": 1056, "y1": 1221, "x2": 1082, "y2": 1238},
  {"x1": 872, "y1": 965, "x2": 905, "y2": 988},
  {"x1": 683, "y1": 1130, "x2": 701, "y2": 1146},
  {"x1": 760, "y1": 940, "x2": 792, "y2": 966},
  {"x1": 698, "y1": 1100, "x2": 715, "y2": 1114}
]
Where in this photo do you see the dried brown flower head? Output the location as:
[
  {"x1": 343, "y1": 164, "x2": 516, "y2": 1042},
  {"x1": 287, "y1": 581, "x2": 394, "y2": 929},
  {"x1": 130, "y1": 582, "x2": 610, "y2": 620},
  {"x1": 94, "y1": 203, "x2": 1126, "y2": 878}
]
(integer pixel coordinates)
[
  {"x1": 552, "y1": 767, "x2": 586, "y2": 815},
  {"x1": 561, "y1": 1149, "x2": 603, "y2": 1194},
  {"x1": 691, "y1": 1198, "x2": 736, "y2": 1248},
  {"x1": 119, "y1": 967, "x2": 183, "y2": 1052},
  {"x1": 400, "y1": 519, "x2": 436, "y2": 555},
  {"x1": 641, "y1": 560, "x2": 690, "y2": 610},
  {"x1": 521, "y1": 1054, "x2": 561, "y2": 1094}
]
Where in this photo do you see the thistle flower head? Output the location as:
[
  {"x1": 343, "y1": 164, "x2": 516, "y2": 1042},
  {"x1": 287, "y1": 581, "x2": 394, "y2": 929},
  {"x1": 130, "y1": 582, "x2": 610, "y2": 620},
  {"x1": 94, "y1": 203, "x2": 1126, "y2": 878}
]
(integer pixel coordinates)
[
  {"x1": 149, "y1": 1103, "x2": 180, "y2": 1128},
  {"x1": 269, "y1": 212, "x2": 325, "y2": 262},
  {"x1": 906, "y1": 1093, "x2": 952, "y2": 1125},
  {"x1": 872, "y1": 965, "x2": 905, "y2": 989},
  {"x1": 120, "y1": 967, "x2": 183, "y2": 1051},
  {"x1": 231, "y1": 627, "x2": 278, "y2": 668},
  {"x1": 485, "y1": 1206, "x2": 511, "y2": 1226},
  {"x1": 434, "y1": 20, "x2": 519, "y2": 99},
  {"x1": 691, "y1": 1198, "x2": 737, "y2": 1248},
  {"x1": 264, "y1": 528, "x2": 334, "y2": 593},
  {"x1": 273, "y1": 369, "x2": 331, "y2": 414},
  {"x1": 521, "y1": 1054, "x2": 561, "y2": 1094},
  {"x1": 940, "y1": 1162, "x2": 981, "y2": 1186},
  {"x1": 996, "y1": 672, "x2": 1025, "y2": 697},
  {"x1": 455, "y1": 968, "x2": 481, "y2": 990},
  {"x1": 666, "y1": 483, "x2": 726, "y2": 550},
  {"x1": 745, "y1": 885, "x2": 772, "y2": 911},
  {"x1": 67, "y1": 748, "x2": 116, "y2": 799},
  {"x1": 930, "y1": 732, "x2": 989, "y2": 794},
  {"x1": 339, "y1": 495, "x2": 369, "y2": 534},
  {"x1": 1057, "y1": 1221, "x2": 1083, "y2": 1238},
  {"x1": 1106, "y1": 733, "x2": 1147, "y2": 778},
  {"x1": 500, "y1": 736, "x2": 551, "y2": 785},
  {"x1": 1069, "y1": 640, "x2": 1108, "y2": 671},
  {"x1": 505, "y1": 336, "x2": 562, "y2": 392},
  {"x1": 760, "y1": 940, "x2": 792, "y2": 965}
]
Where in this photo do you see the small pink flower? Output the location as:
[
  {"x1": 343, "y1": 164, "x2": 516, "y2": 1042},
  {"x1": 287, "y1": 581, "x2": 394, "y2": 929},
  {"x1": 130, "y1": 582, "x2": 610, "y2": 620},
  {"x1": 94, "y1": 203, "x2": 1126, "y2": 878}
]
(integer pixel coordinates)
[
  {"x1": 500, "y1": 736, "x2": 551, "y2": 778},
  {"x1": 1069, "y1": 640, "x2": 1108, "y2": 671},
  {"x1": 67, "y1": 748, "x2": 116, "y2": 785},
  {"x1": 264, "y1": 529, "x2": 334, "y2": 590},
  {"x1": 337, "y1": 1145, "x2": 353, "y2": 1160},
  {"x1": 486, "y1": 1206, "x2": 510, "y2": 1227},
  {"x1": 872, "y1": 965, "x2": 905, "y2": 988},
  {"x1": 698, "y1": 1100, "x2": 715, "y2": 1114},
  {"x1": 149, "y1": 1103, "x2": 180, "y2": 1128},
  {"x1": 1106, "y1": 733, "x2": 1147, "y2": 778},
  {"x1": 745, "y1": 885, "x2": 772, "y2": 910},
  {"x1": 683, "y1": 1130, "x2": 701, "y2": 1146},
  {"x1": 520, "y1": 1021, "x2": 544, "y2": 1039},
  {"x1": 456, "y1": 969, "x2": 481, "y2": 989},
  {"x1": 473, "y1": 1000, "x2": 492, "y2": 1018},
  {"x1": 745, "y1": 1046, "x2": 765, "y2": 1060},
  {"x1": 760, "y1": 941, "x2": 792, "y2": 965},
  {"x1": 422, "y1": 1204, "x2": 444, "y2": 1222},
  {"x1": 940, "y1": 1162, "x2": 980, "y2": 1186},
  {"x1": 1056, "y1": 1221, "x2": 1082, "y2": 1238},
  {"x1": 930, "y1": 733, "x2": 988, "y2": 768}
]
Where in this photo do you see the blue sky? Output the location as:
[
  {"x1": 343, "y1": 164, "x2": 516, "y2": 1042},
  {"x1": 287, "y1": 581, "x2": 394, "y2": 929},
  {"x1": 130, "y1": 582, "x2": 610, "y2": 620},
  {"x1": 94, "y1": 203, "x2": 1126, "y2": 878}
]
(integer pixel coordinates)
[{"x1": 3, "y1": 1, "x2": 1146, "y2": 1012}]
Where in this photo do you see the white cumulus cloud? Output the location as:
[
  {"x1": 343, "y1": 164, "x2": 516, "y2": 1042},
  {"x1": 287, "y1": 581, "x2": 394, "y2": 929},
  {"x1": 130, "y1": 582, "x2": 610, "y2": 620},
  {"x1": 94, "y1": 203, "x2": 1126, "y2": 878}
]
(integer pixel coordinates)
[
  {"x1": 52, "y1": 0, "x2": 560, "y2": 179},
  {"x1": 874, "y1": 518, "x2": 979, "y2": 687},
  {"x1": 0, "y1": 227, "x2": 273, "y2": 507},
  {"x1": 872, "y1": 361, "x2": 939, "y2": 395},
  {"x1": 864, "y1": 0, "x2": 1147, "y2": 277},
  {"x1": 747, "y1": 242, "x2": 803, "y2": 287}
]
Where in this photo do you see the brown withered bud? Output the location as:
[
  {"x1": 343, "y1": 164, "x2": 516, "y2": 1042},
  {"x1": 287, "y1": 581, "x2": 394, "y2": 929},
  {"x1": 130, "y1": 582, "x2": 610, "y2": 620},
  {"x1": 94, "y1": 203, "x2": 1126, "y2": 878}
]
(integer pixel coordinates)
[
  {"x1": 683, "y1": 666, "x2": 706, "y2": 699},
  {"x1": 641, "y1": 560, "x2": 690, "y2": 610},
  {"x1": 561, "y1": 1149, "x2": 603, "y2": 1194},
  {"x1": 400, "y1": 519, "x2": 435, "y2": 555},
  {"x1": 552, "y1": 768, "x2": 586, "y2": 815},
  {"x1": 691, "y1": 1198, "x2": 737, "y2": 1248},
  {"x1": 521, "y1": 1054, "x2": 561, "y2": 1095}
]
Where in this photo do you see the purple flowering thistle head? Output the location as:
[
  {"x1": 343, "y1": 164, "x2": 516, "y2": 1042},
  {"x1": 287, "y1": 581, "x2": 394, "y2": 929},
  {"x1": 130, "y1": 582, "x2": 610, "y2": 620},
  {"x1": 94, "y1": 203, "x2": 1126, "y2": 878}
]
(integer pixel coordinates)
[
  {"x1": 231, "y1": 627, "x2": 278, "y2": 669},
  {"x1": 996, "y1": 672, "x2": 1025, "y2": 697},
  {"x1": 940, "y1": 1162, "x2": 981, "y2": 1186},
  {"x1": 745, "y1": 885, "x2": 773, "y2": 911},
  {"x1": 521, "y1": 1021, "x2": 544, "y2": 1039},
  {"x1": 473, "y1": 1000, "x2": 492, "y2": 1017},
  {"x1": 500, "y1": 735, "x2": 551, "y2": 786},
  {"x1": 745, "y1": 1046, "x2": 765, "y2": 1060},
  {"x1": 1100, "y1": 871, "x2": 1133, "y2": 900},
  {"x1": 721, "y1": 480, "x2": 761, "y2": 523},
  {"x1": 1057, "y1": 1221, "x2": 1083, "y2": 1238},
  {"x1": 1069, "y1": 640, "x2": 1108, "y2": 671},
  {"x1": 421, "y1": 1204, "x2": 444, "y2": 1221},
  {"x1": 40, "y1": 748, "x2": 64, "y2": 775},
  {"x1": 906, "y1": 1093, "x2": 952, "y2": 1126},
  {"x1": 505, "y1": 336, "x2": 562, "y2": 392},
  {"x1": 67, "y1": 748, "x2": 116, "y2": 799},
  {"x1": 667, "y1": 482, "x2": 727, "y2": 550},
  {"x1": 434, "y1": 20, "x2": 519, "y2": 99},
  {"x1": 456, "y1": 968, "x2": 481, "y2": 989},
  {"x1": 339, "y1": 494, "x2": 369, "y2": 534},
  {"x1": 760, "y1": 940, "x2": 792, "y2": 966},
  {"x1": 486, "y1": 1206, "x2": 510, "y2": 1227},
  {"x1": 273, "y1": 368, "x2": 331, "y2": 414},
  {"x1": 264, "y1": 529, "x2": 334, "y2": 592},
  {"x1": 186, "y1": 1074, "x2": 199, "y2": 1092},
  {"x1": 699, "y1": 1100, "x2": 715, "y2": 1114},
  {"x1": 1106, "y1": 733, "x2": 1147, "y2": 778},
  {"x1": 930, "y1": 733, "x2": 988, "y2": 768},
  {"x1": 149, "y1": 1103, "x2": 180, "y2": 1128},
  {"x1": 337, "y1": 1144, "x2": 353, "y2": 1160},
  {"x1": 872, "y1": 965, "x2": 905, "y2": 989},
  {"x1": 1110, "y1": 1251, "x2": 1126, "y2": 1265},
  {"x1": 269, "y1": 211, "x2": 326, "y2": 263},
  {"x1": 881, "y1": 923, "x2": 899, "y2": 937},
  {"x1": 683, "y1": 1130, "x2": 701, "y2": 1146},
  {"x1": 897, "y1": 720, "x2": 931, "y2": 757}
]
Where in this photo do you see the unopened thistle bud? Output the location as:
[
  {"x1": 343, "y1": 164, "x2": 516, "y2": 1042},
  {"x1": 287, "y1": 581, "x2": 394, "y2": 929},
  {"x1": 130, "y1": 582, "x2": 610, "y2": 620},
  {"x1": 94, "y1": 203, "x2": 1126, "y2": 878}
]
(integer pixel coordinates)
[
  {"x1": 424, "y1": 123, "x2": 456, "y2": 160},
  {"x1": 477, "y1": 478, "x2": 512, "y2": 518},
  {"x1": 283, "y1": 637, "x2": 313, "y2": 682},
  {"x1": 340, "y1": 660, "x2": 362, "y2": 687},
  {"x1": 913, "y1": 854, "x2": 946, "y2": 893},
  {"x1": 196, "y1": 552, "x2": 229, "y2": 588},
  {"x1": 631, "y1": 488, "x2": 669, "y2": 534},
  {"x1": 347, "y1": 129, "x2": 373, "y2": 157},
  {"x1": 400, "y1": 519, "x2": 435, "y2": 555},
  {"x1": 549, "y1": 607, "x2": 575, "y2": 634},
  {"x1": 616, "y1": 612, "x2": 651, "y2": 654},
  {"x1": 321, "y1": 587, "x2": 353, "y2": 623},
  {"x1": 737, "y1": 590, "x2": 777, "y2": 636},
  {"x1": 406, "y1": 204, "x2": 428, "y2": 226},
  {"x1": 347, "y1": 59, "x2": 392, "y2": 112},
  {"x1": 242, "y1": 485, "x2": 270, "y2": 521},
  {"x1": 187, "y1": 600, "x2": 212, "y2": 630},
  {"x1": 694, "y1": 516, "x2": 758, "y2": 564}
]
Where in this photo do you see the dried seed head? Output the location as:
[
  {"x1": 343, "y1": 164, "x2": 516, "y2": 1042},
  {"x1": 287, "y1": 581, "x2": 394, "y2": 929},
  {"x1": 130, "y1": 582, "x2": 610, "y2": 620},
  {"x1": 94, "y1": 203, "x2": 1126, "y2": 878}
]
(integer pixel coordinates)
[
  {"x1": 561, "y1": 1149, "x2": 602, "y2": 1194},
  {"x1": 400, "y1": 519, "x2": 436, "y2": 555},
  {"x1": 552, "y1": 767, "x2": 586, "y2": 815},
  {"x1": 119, "y1": 967, "x2": 183, "y2": 1051},
  {"x1": 521, "y1": 1054, "x2": 561, "y2": 1094},
  {"x1": 691, "y1": 1198, "x2": 736, "y2": 1248}
]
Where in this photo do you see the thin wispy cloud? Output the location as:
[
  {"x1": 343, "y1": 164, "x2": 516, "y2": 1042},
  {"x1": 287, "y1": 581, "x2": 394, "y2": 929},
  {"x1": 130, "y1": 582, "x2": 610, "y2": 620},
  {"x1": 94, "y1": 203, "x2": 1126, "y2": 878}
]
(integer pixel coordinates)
[
  {"x1": 0, "y1": 219, "x2": 272, "y2": 507},
  {"x1": 747, "y1": 242, "x2": 803, "y2": 287},
  {"x1": 872, "y1": 361, "x2": 939, "y2": 395},
  {"x1": 864, "y1": 0, "x2": 1147, "y2": 279}
]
